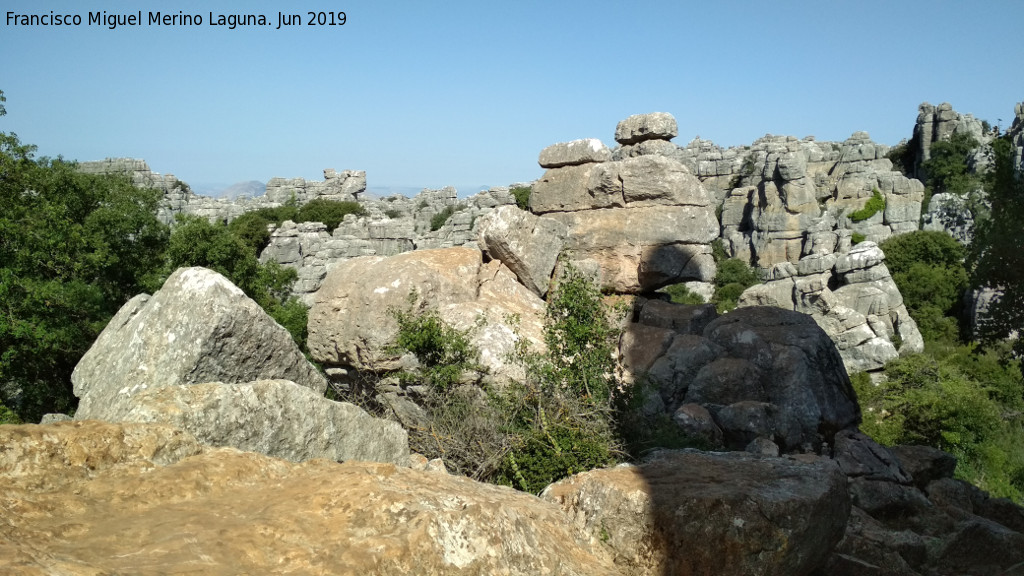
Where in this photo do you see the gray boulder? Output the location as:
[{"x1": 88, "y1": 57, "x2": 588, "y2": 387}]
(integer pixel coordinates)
[
  {"x1": 614, "y1": 112, "x2": 679, "y2": 145},
  {"x1": 538, "y1": 138, "x2": 611, "y2": 168},
  {"x1": 542, "y1": 449, "x2": 849, "y2": 576},
  {"x1": 72, "y1": 267, "x2": 327, "y2": 422},
  {"x1": 476, "y1": 205, "x2": 568, "y2": 297},
  {"x1": 122, "y1": 379, "x2": 410, "y2": 465}
]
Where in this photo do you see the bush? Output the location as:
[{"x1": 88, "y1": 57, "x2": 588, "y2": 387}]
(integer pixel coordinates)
[
  {"x1": 712, "y1": 258, "x2": 761, "y2": 313},
  {"x1": 922, "y1": 132, "x2": 980, "y2": 195},
  {"x1": 661, "y1": 283, "x2": 706, "y2": 305},
  {"x1": 496, "y1": 263, "x2": 624, "y2": 492},
  {"x1": 849, "y1": 189, "x2": 886, "y2": 222},
  {"x1": 511, "y1": 186, "x2": 531, "y2": 211},
  {"x1": 880, "y1": 231, "x2": 967, "y2": 343},
  {"x1": 384, "y1": 209, "x2": 402, "y2": 219},
  {"x1": 430, "y1": 205, "x2": 457, "y2": 231},
  {"x1": 391, "y1": 299, "x2": 481, "y2": 392},
  {"x1": 851, "y1": 232, "x2": 866, "y2": 244},
  {"x1": 296, "y1": 199, "x2": 366, "y2": 232},
  {"x1": 855, "y1": 348, "x2": 1024, "y2": 503},
  {"x1": 0, "y1": 401, "x2": 22, "y2": 424}
]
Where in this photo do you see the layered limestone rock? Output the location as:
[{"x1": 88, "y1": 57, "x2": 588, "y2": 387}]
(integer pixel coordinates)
[
  {"x1": 543, "y1": 449, "x2": 849, "y2": 576},
  {"x1": 308, "y1": 247, "x2": 546, "y2": 383},
  {"x1": 257, "y1": 185, "x2": 519, "y2": 300},
  {"x1": 72, "y1": 267, "x2": 328, "y2": 422},
  {"x1": 619, "y1": 304, "x2": 862, "y2": 453},
  {"x1": 532, "y1": 116, "x2": 718, "y2": 293},
  {"x1": 120, "y1": 379, "x2": 410, "y2": 465},
  {"x1": 738, "y1": 241, "x2": 924, "y2": 373},
  {"x1": 913, "y1": 102, "x2": 992, "y2": 177},
  {"x1": 539, "y1": 138, "x2": 612, "y2": 168},
  {"x1": 0, "y1": 421, "x2": 618, "y2": 576}
]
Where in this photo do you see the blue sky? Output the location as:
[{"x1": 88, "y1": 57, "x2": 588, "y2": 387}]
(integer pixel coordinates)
[{"x1": 2, "y1": 1, "x2": 1022, "y2": 195}]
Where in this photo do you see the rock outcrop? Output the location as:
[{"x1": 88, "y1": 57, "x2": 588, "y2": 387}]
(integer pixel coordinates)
[
  {"x1": 476, "y1": 205, "x2": 569, "y2": 297},
  {"x1": 121, "y1": 379, "x2": 410, "y2": 465},
  {"x1": 738, "y1": 241, "x2": 924, "y2": 373},
  {"x1": 531, "y1": 113, "x2": 719, "y2": 293},
  {"x1": 620, "y1": 304, "x2": 862, "y2": 453},
  {"x1": 0, "y1": 421, "x2": 618, "y2": 576},
  {"x1": 543, "y1": 449, "x2": 849, "y2": 576},
  {"x1": 72, "y1": 267, "x2": 327, "y2": 422},
  {"x1": 308, "y1": 247, "x2": 546, "y2": 382}
]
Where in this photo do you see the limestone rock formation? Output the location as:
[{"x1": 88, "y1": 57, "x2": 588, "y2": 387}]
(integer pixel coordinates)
[
  {"x1": 476, "y1": 205, "x2": 568, "y2": 297},
  {"x1": 121, "y1": 379, "x2": 410, "y2": 465},
  {"x1": 72, "y1": 267, "x2": 327, "y2": 422},
  {"x1": 308, "y1": 247, "x2": 545, "y2": 382},
  {"x1": 542, "y1": 449, "x2": 849, "y2": 576},
  {"x1": 0, "y1": 421, "x2": 618, "y2": 575},
  {"x1": 532, "y1": 118, "x2": 718, "y2": 293},
  {"x1": 539, "y1": 138, "x2": 612, "y2": 168},
  {"x1": 738, "y1": 241, "x2": 924, "y2": 373},
  {"x1": 614, "y1": 111, "x2": 679, "y2": 144},
  {"x1": 620, "y1": 304, "x2": 862, "y2": 453}
]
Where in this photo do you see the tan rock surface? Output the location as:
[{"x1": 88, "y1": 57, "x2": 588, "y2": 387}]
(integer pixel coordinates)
[{"x1": 1, "y1": 421, "x2": 618, "y2": 575}]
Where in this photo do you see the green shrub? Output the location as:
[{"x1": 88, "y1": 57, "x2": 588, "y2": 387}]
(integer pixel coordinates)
[
  {"x1": 880, "y1": 231, "x2": 967, "y2": 343},
  {"x1": 922, "y1": 132, "x2": 979, "y2": 195},
  {"x1": 849, "y1": 189, "x2": 886, "y2": 222},
  {"x1": 661, "y1": 283, "x2": 706, "y2": 305},
  {"x1": 384, "y1": 209, "x2": 402, "y2": 219},
  {"x1": 0, "y1": 402, "x2": 22, "y2": 425},
  {"x1": 855, "y1": 349, "x2": 1024, "y2": 503},
  {"x1": 296, "y1": 199, "x2": 366, "y2": 233},
  {"x1": 430, "y1": 206, "x2": 457, "y2": 231},
  {"x1": 712, "y1": 258, "x2": 761, "y2": 313},
  {"x1": 851, "y1": 232, "x2": 866, "y2": 244},
  {"x1": 511, "y1": 186, "x2": 531, "y2": 211},
  {"x1": 391, "y1": 295, "x2": 481, "y2": 392}
]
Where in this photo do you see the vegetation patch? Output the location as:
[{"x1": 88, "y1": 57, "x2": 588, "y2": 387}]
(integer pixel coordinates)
[
  {"x1": 430, "y1": 205, "x2": 457, "y2": 231},
  {"x1": 510, "y1": 186, "x2": 531, "y2": 211},
  {"x1": 849, "y1": 189, "x2": 886, "y2": 222}
]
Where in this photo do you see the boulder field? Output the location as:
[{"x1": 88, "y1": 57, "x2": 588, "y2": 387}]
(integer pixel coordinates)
[{"x1": 6, "y1": 107, "x2": 1023, "y2": 573}]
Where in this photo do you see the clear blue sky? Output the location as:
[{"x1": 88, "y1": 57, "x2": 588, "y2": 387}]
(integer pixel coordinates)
[{"x1": 2, "y1": 0, "x2": 1022, "y2": 195}]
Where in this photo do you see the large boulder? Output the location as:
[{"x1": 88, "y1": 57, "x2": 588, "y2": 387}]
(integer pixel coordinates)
[
  {"x1": 0, "y1": 421, "x2": 618, "y2": 575},
  {"x1": 121, "y1": 379, "x2": 410, "y2": 465},
  {"x1": 622, "y1": 303, "x2": 862, "y2": 453},
  {"x1": 72, "y1": 267, "x2": 327, "y2": 422},
  {"x1": 476, "y1": 205, "x2": 568, "y2": 297},
  {"x1": 308, "y1": 247, "x2": 545, "y2": 379},
  {"x1": 542, "y1": 449, "x2": 849, "y2": 576}
]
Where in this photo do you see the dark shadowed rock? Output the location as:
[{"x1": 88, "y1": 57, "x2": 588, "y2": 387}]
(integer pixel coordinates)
[
  {"x1": 889, "y1": 445, "x2": 957, "y2": 490},
  {"x1": 542, "y1": 449, "x2": 849, "y2": 576},
  {"x1": 72, "y1": 267, "x2": 327, "y2": 422}
]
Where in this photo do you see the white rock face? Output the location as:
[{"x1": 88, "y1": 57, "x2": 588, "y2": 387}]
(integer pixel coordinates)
[
  {"x1": 72, "y1": 267, "x2": 327, "y2": 422},
  {"x1": 738, "y1": 242, "x2": 924, "y2": 373},
  {"x1": 476, "y1": 205, "x2": 568, "y2": 297}
]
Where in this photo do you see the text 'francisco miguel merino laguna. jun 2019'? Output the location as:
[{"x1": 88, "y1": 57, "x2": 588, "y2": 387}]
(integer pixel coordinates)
[{"x1": 6, "y1": 10, "x2": 347, "y2": 30}]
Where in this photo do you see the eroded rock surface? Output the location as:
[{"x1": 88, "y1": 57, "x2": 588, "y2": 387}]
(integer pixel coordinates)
[{"x1": 0, "y1": 421, "x2": 617, "y2": 576}]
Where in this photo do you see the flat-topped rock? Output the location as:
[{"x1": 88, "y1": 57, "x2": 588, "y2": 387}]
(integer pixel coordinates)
[
  {"x1": 615, "y1": 112, "x2": 678, "y2": 144},
  {"x1": 538, "y1": 138, "x2": 611, "y2": 168}
]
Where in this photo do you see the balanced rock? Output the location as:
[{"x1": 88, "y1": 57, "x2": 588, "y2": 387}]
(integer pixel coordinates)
[
  {"x1": 0, "y1": 421, "x2": 618, "y2": 575},
  {"x1": 72, "y1": 267, "x2": 327, "y2": 422},
  {"x1": 476, "y1": 205, "x2": 568, "y2": 297},
  {"x1": 121, "y1": 379, "x2": 410, "y2": 465},
  {"x1": 538, "y1": 138, "x2": 611, "y2": 168},
  {"x1": 542, "y1": 449, "x2": 849, "y2": 576},
  {"x1": 615, "y1": 112, "x2": 679, "y2": 145}
]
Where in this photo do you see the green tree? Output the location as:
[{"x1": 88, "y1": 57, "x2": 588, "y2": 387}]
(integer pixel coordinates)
[
  {"x1": 880, "y1": 231, "x2": 968, "y2": 342},
  {"x1": 164, "y1": 215, "x2": 307, "y2": 347},
  {"x1": 922, "y1": 132, "x2": 980, "y2": 196},
  {"x1": 0, "y1": 99, "x2": 170, "y2": 420},
  {"x1": 970, "y1": 136, "x2": 1024, "y2": 351}
]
